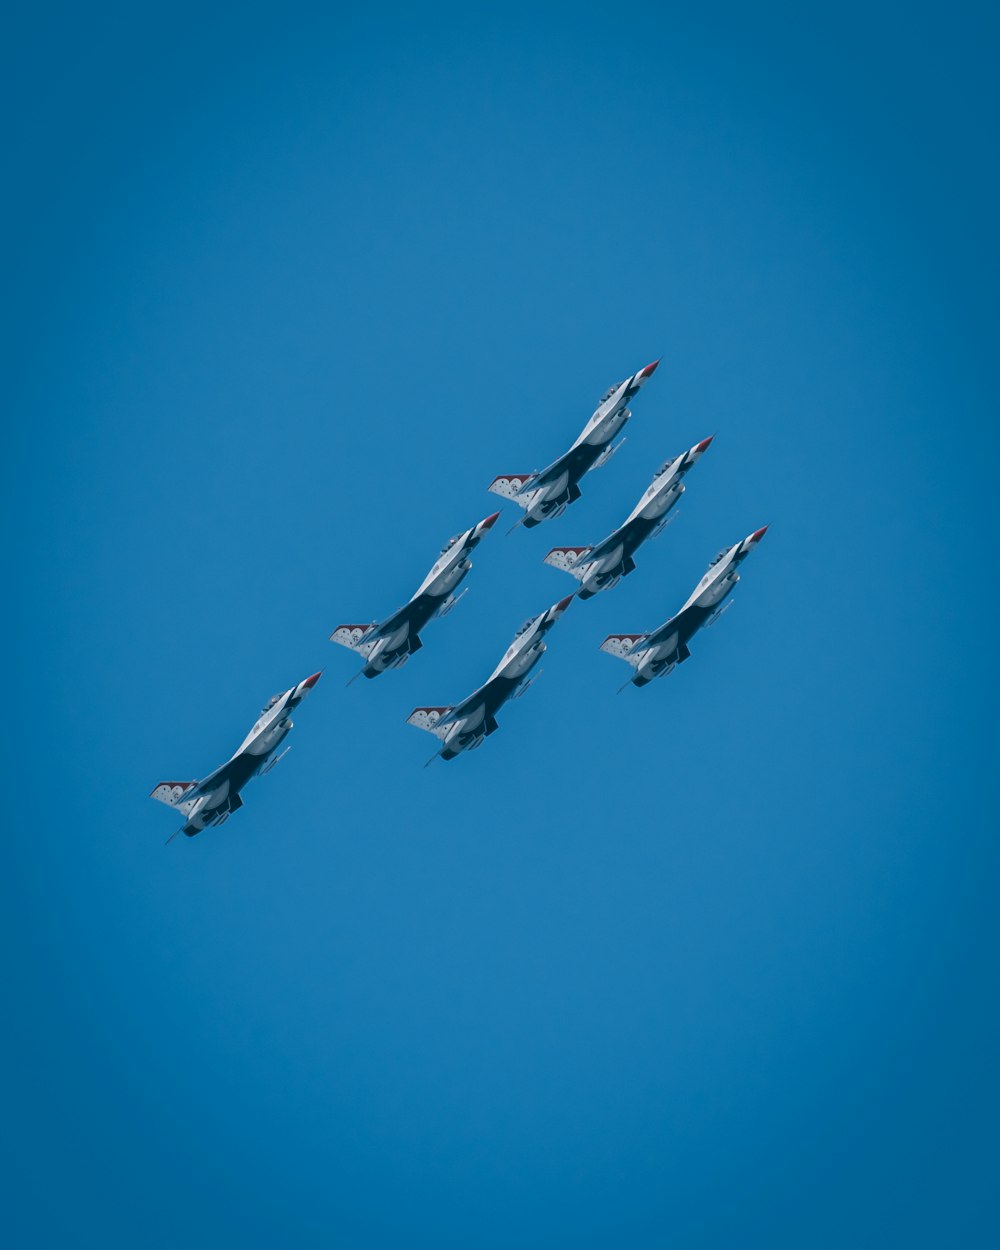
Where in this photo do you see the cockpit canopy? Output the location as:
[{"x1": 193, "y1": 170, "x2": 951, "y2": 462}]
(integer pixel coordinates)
[
  {"x1": 599, "y1": 378, "x2": 625, "y2": 404},
  {"x1": 260, "y1": 693, "x2": 281, "y2": 715},
  {"x1": 439, "y1": 534, "x2": 460, "y2": 556},
  {"x1": 513, "y1": 616, "x2": 536, "y2": 639},
  {"x1": 707, "y1": 548, "x2": 731, "y2": 568},
  {"x1": 653, "y1": 456, "x2": 677, "y2": 480}
]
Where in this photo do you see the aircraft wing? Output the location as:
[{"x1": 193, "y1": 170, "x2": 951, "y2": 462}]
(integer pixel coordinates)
[
  {"x1": 644, "y1": 608, "x2": 693, "y2": 649},
  {"x1": 414, "y1": 677, "x2": 497, "y2": 733},
  {"x1": 370, "y1": 600, "x2": 417, "y2": 636},
  {"x1": 150, "y1": 780, "x2": 201, "y2": 816},
  {"x1": 406, "y1": 706, "x2": 455, "y2": 739},
  {"x1": 487, "y1": 473, "x2": 537, "y2": 502},
  {"x1": 529, "y1": 447, "x2": 575, "y2": 490},
  {"x1": 329, "y1": 623, "x2": 381, "y2": 656},
  {"x1": 583, "y1": 527, "x2": 630, "y2": 564},
  {"x1": 543, "y1": 546, "x2": 591, "y2": 576},
  {"x1": 600, "y1": 634, "x2": 648, "y2": 662},
  {"x1": 150, "y1": 758, "x2": 235, "y2": 809}
]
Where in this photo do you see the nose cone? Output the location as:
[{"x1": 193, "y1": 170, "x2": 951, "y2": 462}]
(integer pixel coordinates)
[
  {"x1": 555, "y1": 594, "x2": 575, "y2": 614},
  {"x1": 639, "y1": 358, "x2": 660, "y2": 380},
  {"x1": 302, "y1": 671, "x2": 323, "y2": 689},
  {"x1": 480, "y1": 511, "x2": 501, "y2": 530},
  {"x1": 694, "y1": 435, "x2": 715, "y2": 454},
  {"x1": 749, "y1": 526, "x2": 768, "y2": 544}
]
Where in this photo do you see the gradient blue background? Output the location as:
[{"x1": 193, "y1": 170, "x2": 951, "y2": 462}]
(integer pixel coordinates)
[{"x1": 5, "y1": 3, "x2": 997, "y2": 1246}]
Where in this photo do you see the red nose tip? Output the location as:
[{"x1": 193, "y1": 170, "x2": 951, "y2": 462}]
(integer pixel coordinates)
[
  {"x1": 303, "y1": 671, "x2": 323, "y2": 688},
  {"x1": 750, "y1": 526, "x2": 768, "y2": 543},
  {"x1": 481, "y1": 511, "x2": 501, "y2": 529},
  {"x1": 640, "y1": 359, "x2": 660, "y2": 378},
  {"x1": 695, "y1": 435, "x2": 715, "y2": 453},
  {"x1": 556, "y1": 595, "x2": 574, "y2": 612}
]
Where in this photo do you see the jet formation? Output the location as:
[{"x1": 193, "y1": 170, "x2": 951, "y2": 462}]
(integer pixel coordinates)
[{"x1": 152, "y1": 360, "x2": 768, "y2": 839}]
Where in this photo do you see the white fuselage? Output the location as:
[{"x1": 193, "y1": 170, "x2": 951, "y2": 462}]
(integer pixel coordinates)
[
  {"x1": 569, "y1": 386, "x2": 632, "y2": 454},
  {"x1": 412, "y1": 536, "x2": 473, "y2": 600},
  {"x1": 488, "y1": 624, "x2": 548, "y2": 683}
]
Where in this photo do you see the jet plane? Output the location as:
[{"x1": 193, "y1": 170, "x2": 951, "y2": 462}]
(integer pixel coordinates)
[
  {"x1": 487, "y1": 360, "x2": 660, "y2": 528},
  {"x1": 330, "y1": 512, "x2": 500, "y2": 681},
  {"x1": 543, "y1": 435, "x2": 714, "y2": 598},
  {"x1": 150, "y1": 670, "x2": 322, "y2": 840},
  {"x1": 407, "y1": 595, "x2": 573, "y2": 762},
  {"x1": 601, "y1": 526, "x2": 768, "y2": 688}
]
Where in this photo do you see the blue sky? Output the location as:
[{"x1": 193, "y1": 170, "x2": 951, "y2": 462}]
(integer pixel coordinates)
[{"x1": 4, "y1": 4, "x2": 998, "y2": 1246}]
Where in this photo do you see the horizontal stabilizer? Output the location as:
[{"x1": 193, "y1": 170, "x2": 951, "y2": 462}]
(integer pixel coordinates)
[
  {"x1": 330, "y1": 624, "x2": 379, "y2": 657},
  {"x1": 407, "y1": 706, "x2": 454, "y2": 740},
  {"x1": 150, "y1": 780, "x2": 201, "y2": 816},
  {"x1": 487, "y1": 474, "x2": 535, "y2": 505},
  {"x1": 600, "y1": 634, "x2": 647, "y2": 666},
  {"x1": 150, "y1": 781, "x2": 197, "y2": 808},
  {"x1": 543, "y1": 546, "x2": 591, "y2": 577}
]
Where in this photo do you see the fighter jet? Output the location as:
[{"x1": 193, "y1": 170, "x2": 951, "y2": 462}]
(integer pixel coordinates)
[
  {"x1": 330, "y1": 512, "x2": 500, "y2": 681},
  {"x1": 150, "y1": 670, "x2": 322, "y2": 840},
  {"x1": 601, "y1": 526, "x2": 768, "y2": 688},
  {"x1": 543, "y1": 435, "x2": 714, "y2": 598},
  {"x1": 407, "y1": 595, "x2": 573, "y2": 762},
  {"x1": 487, "y1": 360, "x2": 660, "y2": 528}
]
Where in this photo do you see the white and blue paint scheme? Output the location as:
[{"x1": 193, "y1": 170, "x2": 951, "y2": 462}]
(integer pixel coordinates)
[
  {"x1": 487, "y1": 359, "x2": 659, "y2": 528},
  {"x1": 150, "y1": 670, "x2": 322, "y2": 840},
  {"x1": 601, "y1": 527, "x2": 768, "y2": 688},
  {"x1": 543, "y1": 434, "x2": 714, "y2": 598},
  {"x1": 329, "y1": 511, "x2": 500, "y2": 681},
  {"x1": 406, "y1": 594, "x2": 573, "y2": 762}
]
